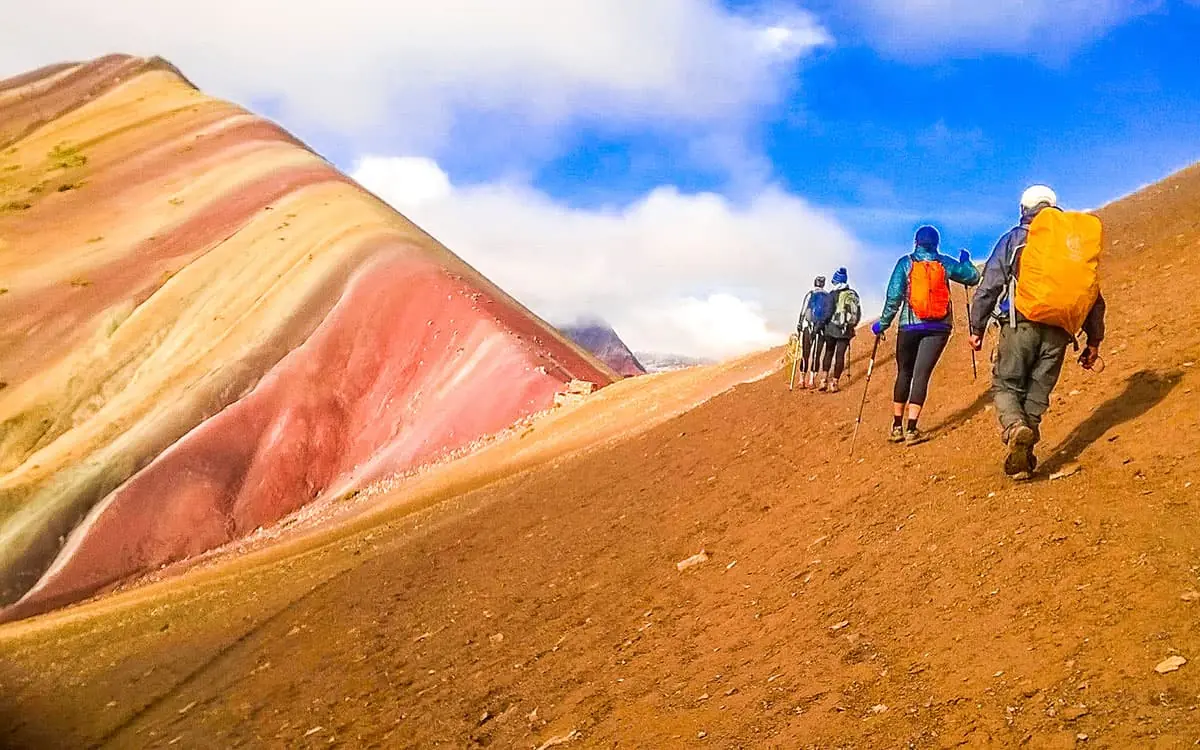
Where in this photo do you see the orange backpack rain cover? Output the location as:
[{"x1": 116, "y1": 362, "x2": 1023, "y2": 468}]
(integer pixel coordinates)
[
  {"x1": 1015, "y1": 210, "x2": 1102, "y2": 334},
  {"x1": 908, "y1": 260, "x2": 951, "y2": 321}
]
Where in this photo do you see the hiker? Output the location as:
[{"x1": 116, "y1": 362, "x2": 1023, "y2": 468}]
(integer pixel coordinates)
[
  {"x1": 871, "y1": 226, "x2": 981, "y2": 444},
  {"x1": 969, "y1": 185, "x2": 1106, "y2": 479},
  {"x1": 796, "y1": 276, "x2": 832, "y2": 388},
  {"x1": 815, "y1": 267, "x2": 861, "y2": 393}
]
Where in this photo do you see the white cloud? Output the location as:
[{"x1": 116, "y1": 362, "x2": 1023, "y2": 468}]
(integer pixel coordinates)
[
  {"x1": 353, "y1": 156, "x2": 863, "y2": 360},
  {"x1": 850, "y1": 0, "x2": 1156, "y2": 58},
  {"x1": 0, "y1": 1, "x2": 829, "y2": 152}
]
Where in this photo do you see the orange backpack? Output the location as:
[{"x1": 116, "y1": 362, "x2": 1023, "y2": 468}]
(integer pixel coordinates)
[
  {"x1": 908, "y1": 258, "x2": 951, "y2": 321},
  {"x1": 1013, "y1": 209, "x2": 1102, "y2": 334}
]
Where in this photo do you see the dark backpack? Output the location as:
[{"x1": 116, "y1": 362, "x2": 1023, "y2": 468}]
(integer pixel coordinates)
[
  {"x1": 802, "y1": 290, "x2": 832, "y2": 330},
  {"x1": 826, "y1": 289, "x2": 862, "y2": 338}
]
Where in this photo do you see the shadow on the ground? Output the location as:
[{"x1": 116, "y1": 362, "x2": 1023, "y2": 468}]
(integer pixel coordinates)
[
  {"x1": 926, "y1": 388, "x2": 993, "y2": 435},
  {"x1": 1040, "y1": 369, "x2": 1184, "y2": 475}
]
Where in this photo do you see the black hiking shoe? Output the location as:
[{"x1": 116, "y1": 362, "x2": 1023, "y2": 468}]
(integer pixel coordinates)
[
  {"x1": 1004, "y1": 425, "x2": 1036, "y2": 478},
  {"x1": 889, "y1": 425, "x2": 905, "y2": 443}
]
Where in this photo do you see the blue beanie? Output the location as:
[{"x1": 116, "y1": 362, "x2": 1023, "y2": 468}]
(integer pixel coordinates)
[
  {"x1": 832, "y1": 267, "x2": 848, "y2": 285},
  {"x1": 915, "y1": 225, "x2": 940, "y2": 249}
]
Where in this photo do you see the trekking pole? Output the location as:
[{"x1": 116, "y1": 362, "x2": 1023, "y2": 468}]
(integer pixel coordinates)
[
  {"x1": 788, "y1": 334, "x2": 801, "y2": 391},
  {"x1": 962, "y1": 284, "x2": 977, "y2": 382},
  {"x1": 849, "y1": 334, "x2": 882, "y2": 457}
]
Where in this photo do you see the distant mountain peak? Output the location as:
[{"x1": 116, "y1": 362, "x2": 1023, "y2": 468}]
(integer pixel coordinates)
[{"x1": 558, "y1": 319, "x2": 646, "y2": 377}]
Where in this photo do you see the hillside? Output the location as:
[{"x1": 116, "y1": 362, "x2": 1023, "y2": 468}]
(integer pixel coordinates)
[
  {"x1": 0, "y1": 55, "x2": 616, "y2": 624},
  {"x1": 560, "y1": 319, "x2": 647, "y2": 377},
  {"x1": 1, "y1": 75, "x2": 1200, "y2": 747}
]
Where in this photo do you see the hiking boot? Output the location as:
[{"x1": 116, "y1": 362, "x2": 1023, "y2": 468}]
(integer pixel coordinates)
[
  {"x1": 829, "y1": 379, "x2": 840, "y2": 394},
  {"x1": 903, "y1": 427, "x2": 924, "y2": 446},
  {"x1": 1004, "y1": 424, "x2": 1036, "y2": 478},
  {"x1": 888, "y1": 425, "x2": 905, "y2": 443},
  {"x1": 817, "y1": 377, "x2": 829, "y2": 393}
]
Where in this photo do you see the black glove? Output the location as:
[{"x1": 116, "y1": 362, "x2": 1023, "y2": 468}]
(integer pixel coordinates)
[
  {"x1": 1078, "y1": 344, "x2": 1101, "y2": 370},
  {"x1": 959, "y1": 249, "x2": 971, "y2": 264}
]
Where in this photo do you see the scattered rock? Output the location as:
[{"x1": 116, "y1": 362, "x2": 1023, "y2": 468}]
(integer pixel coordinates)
[
  {"x1": 697, "y1": 693, "x2": 710, "y2": 702},
  {"x1": 489, "y1": 633, "x2": 505, "y2": 644},
  {"x1": 178, "y1": 701, "x2": 197, "y2": 715},
  {"x1": 870, "y1": 704, "x2": 888, "y2": 714},
  {"x1": 1077, "y1": 733, "x2": 1089, "y2": 742},
  {"x1": 304, "y1": 726, "x2": 324, "y2": 737},
  {"x1": 535, "y1": 730, "x2": 580, "y2": 750},
  {"x1": 676, "y1": 551, "x2": 709, "y2": 572},
  {"x1": 1155, "y1": 655, "x2": 1187, "y2": 674},
  {"x1": 1050, "y1": 464, "x2": 1082, "y2": 481},
  {"x1": 830, "y1": 620, "x2": 850, "y2": 631},
  {"x1": 1181, "y1": 591, "x2": 1200, "y2": 602},
  {"x1": 697, "y1": 731, "x2": 708, "y2": 739},
  {"x1": 725, "y1": 560, "x2": 737, "y2": 571},
  {"x1": 1060, "y1": 705, "x2": 1089, "y2": 721}
]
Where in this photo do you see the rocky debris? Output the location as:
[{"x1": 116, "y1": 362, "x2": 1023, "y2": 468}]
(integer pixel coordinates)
[
  {"x1": 1155, "y1": 655, "x2": 1187, "y2": 674},
  {"x1": 1060, "y1": 706, "x2": 1089, "y2": 721},
  {"x1": 830, "y1": 620, "x2": 850, "y2": 631},
  {"x1": 1050, "y1": 464, "x2": 1082, "y2": 481},
  {"x1": 1181, "y1": 591, "x2": 1200, "y2": 602},
  {"x1": 535, "y1": 730, "x2": 579, "y2": 750},
  {"x1": 676, "y1": 551, "x2": 710, "y2": 572}
]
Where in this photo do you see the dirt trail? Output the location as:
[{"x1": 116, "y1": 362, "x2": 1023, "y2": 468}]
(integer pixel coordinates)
[{"x1": 4, "y1": 165, "x2": 1200, "y2": 749}]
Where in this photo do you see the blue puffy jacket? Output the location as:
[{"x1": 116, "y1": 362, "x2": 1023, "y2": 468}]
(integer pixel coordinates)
[{"x1": 877, "y1": 245, "x2": 981, "y2": 332}]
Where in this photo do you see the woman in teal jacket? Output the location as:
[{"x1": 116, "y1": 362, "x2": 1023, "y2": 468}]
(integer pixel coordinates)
[{"x1": 871, "y1": 225, "x2": 980, "y2": 445}]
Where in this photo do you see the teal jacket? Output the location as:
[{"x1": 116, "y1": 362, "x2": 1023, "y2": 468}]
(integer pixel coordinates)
[{"x1": 878, "y1": 245, "x2": 981, "y2": 332}]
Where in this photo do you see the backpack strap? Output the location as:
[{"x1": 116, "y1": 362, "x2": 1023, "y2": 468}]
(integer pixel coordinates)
[{"x1": 1004, "y1": 225, "x2": 1026, "y2": 328}]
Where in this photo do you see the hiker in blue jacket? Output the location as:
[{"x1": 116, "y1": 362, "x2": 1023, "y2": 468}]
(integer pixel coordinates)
[
  {"x1": 871, "y1": 226, "x2": 981, "y2": 445},
  {"x1": 796, "y1": 275, "x2": 831, "y2": 389}
]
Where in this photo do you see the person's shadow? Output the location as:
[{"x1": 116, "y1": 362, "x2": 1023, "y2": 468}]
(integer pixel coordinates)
[
  {"x1": 925, "y1": 388, "x2": 993, "y2": 435},
  {"x1": 1040, "y1": 369, "x2": 1184, "y2": 475}
]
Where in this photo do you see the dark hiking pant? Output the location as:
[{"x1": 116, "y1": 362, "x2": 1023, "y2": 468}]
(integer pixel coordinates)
[
  {"x1": 992, "y1": 321, "x2": 1074, "y2": 441},
  {"x1": 800, "y1": 329, "x2": 821, "y2": 373},
  {"x1": 821, "y1": 337, "x2": 851, "y2": 379},
  {"x1": 893, "y1": 329, "x2": 950, "y2": 407}
]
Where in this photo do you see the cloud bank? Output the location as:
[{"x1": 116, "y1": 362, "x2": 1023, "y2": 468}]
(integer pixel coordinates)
[
  {"x1": 0, "y1": 1, "x2": 829, "y2": 153},
  {"x1": 353, "y1": 156, "x2": 863, "y2": 359}
]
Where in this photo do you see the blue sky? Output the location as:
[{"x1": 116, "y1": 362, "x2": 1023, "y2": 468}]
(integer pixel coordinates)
[
  {"x1": 529, "y1": 1, "x2": 1200, "y2": 261},
  {"x1": 4, "y1": 0, "x2": 1200, "y2": 357}
]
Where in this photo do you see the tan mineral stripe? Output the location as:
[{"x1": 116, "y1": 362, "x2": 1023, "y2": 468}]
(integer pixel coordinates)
[{"x1": 0, "y1": 179, "x2": 409, "y2": 490}]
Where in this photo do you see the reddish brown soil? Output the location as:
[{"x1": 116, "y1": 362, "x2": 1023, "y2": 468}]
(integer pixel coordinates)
[{"x1": 3, "y1": 166, "x2": 1200, "y2": 749}]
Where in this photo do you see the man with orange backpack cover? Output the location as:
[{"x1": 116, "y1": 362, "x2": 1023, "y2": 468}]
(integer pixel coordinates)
[
  {"x1": 871, "y1": 225, "x2": 981, "y2": 445},
  {"x1": 969, "y1": 185, "x2": 1106, "y2": 480}
]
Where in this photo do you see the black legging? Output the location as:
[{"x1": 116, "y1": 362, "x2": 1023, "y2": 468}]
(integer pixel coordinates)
[
  {"x1": 893, "y1": 330, "x2": 950, "y2": 406},
  {"x1": 821, "y1": 337, "x2": 851, "y2": 379}
]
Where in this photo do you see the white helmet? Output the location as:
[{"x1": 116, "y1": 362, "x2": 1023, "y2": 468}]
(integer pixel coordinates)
[{"x1": 1020, "y1": 184, "x2": 1058, "y2": 213}]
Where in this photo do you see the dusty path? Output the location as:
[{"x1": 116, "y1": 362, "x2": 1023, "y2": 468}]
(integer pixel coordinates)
[{"x1": 3, "y1": 167, "x2": 1200, "y2": 749}]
